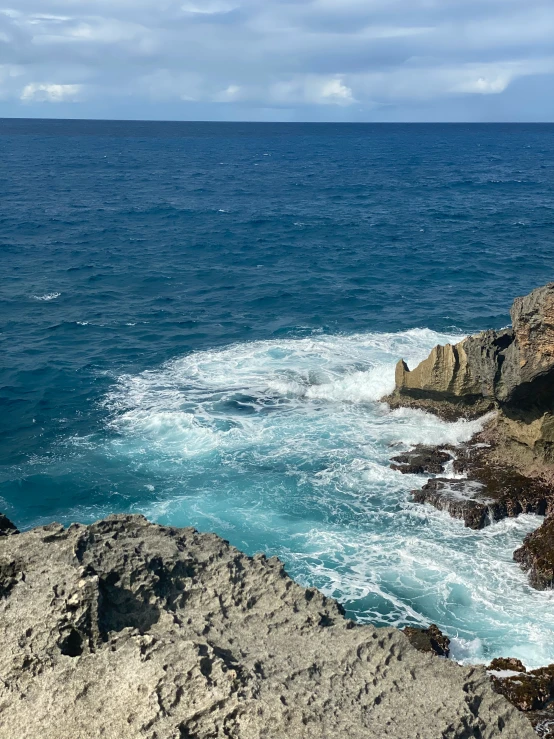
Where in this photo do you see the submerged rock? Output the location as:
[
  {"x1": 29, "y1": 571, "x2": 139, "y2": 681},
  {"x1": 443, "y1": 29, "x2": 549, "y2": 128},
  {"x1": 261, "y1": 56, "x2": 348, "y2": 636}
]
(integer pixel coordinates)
[{"x1": 0, "y1": 514, "x2": 534, "y2": 738}]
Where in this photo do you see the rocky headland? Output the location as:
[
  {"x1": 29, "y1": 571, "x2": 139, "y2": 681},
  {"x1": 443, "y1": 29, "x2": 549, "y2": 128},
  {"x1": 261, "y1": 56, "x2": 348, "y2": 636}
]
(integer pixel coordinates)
[
  {"x1": 385, "y1": 282, "x2": 554, "y2": 591},
  {"x1": 384, "y1": 283, "x2": 554, "y2": 736},
  {"x1": 0, "y1": 513, "x2": 537, "y2": 738}
]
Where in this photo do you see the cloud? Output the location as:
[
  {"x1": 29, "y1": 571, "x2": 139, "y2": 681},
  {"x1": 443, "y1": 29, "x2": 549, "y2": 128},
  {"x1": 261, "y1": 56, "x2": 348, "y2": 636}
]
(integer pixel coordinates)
[
  {"x1": 20, "y1": 83, "x2": 82, "y2": 102},
  {"x1": 0, "y1": 0, "x2": 552, "y2": 119}
]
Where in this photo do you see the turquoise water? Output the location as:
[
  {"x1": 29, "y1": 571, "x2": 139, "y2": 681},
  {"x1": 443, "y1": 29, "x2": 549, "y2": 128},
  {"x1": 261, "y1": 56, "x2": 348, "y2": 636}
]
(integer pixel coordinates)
[{"x1": 2, "y1": 120, "x2": 554, "y2": 666}]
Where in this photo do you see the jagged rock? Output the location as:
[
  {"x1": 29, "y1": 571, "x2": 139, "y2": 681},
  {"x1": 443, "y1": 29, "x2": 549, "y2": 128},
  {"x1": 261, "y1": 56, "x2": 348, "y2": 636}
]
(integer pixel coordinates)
[
  {"x1": 0, "y1": 514, "x2": 535, "y2": 739},
  {"x1": 402, "y1": 624, "x2": 450, "y2": 657},
  {"x1": 412, "y1": 478, "x2": 498, "y2": 529},
  {"x1": 489, "y1": 658, "x2": 527, "y2": 673},
  {"x1": 390, "y1": 445, "x2": 453, "y2": 475},
  {"x1": 514, "y1": 517, "x2": 554, "y2": 590},
  {"x1": 490, "y1": 664, "x2": 554, "y2": 712},
  {"x1": 385, "y1": 283, "x2": 554, "y2": 458},
  {"x1": 0, "y1": 513, "x2": 18, "y2": 536},
  {"x1": 407, "y1": 439, "x2": 552, "y2": 530}
]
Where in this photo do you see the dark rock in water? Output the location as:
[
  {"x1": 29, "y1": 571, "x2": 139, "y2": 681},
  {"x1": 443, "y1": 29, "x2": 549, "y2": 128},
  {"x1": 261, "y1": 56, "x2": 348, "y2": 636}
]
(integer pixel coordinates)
[
  {"x1": 408, "y1": 439, "x2": 553, "y2": 531},
  {"x1": 490, "y1": 664, "x2": 554, "y2": 712},
  {"x1": 403, "y1": 624, "x2": 450, "y2": 658},
  {"x1": 489, "y1": 658, "x2": 527, "y2": 673},
  {"x1": 514, "y1": 517, "x2": 554, "y2": 590},
  {"x1": 390, "y1": 445, "x2": 453, "y2": 475},
  {"x1": 0, "y1": 513, "x2": 18, "y2": 536},
  {"x1": 0, "y1": 514, "x2": 533, "y2": 738},
  {"x1": 488, "y1": 659, "x2": 554, "y2": 735},
  {"x1": 412, "y1": 478, "x2": 497, "y2": 529}
]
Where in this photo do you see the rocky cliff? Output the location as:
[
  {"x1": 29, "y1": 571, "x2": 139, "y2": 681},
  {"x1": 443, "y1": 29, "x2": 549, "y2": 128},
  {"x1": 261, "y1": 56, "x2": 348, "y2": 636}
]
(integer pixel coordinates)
[
  {"x1": 0, "y1": 514, "x2": 534, "y2": 739},
  {"x1": 388, "y1": 282, "x2": 554, "y2": 458},
  {"x1": 385, "y1": 282, "x2": 554, "y2": 594}
]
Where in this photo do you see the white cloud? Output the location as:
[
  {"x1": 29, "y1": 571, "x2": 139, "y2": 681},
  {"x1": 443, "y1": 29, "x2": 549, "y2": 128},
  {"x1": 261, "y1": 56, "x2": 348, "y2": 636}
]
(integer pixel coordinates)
[
  {"x1": 271, "y1": 76, "x2": 355, "y2": 106},
  {"x1": 20, "y1": 82, "x2": 82, "y2": 102},
  {"x1": 0, "y1": 0, "x2": 552, "y2": 118}
]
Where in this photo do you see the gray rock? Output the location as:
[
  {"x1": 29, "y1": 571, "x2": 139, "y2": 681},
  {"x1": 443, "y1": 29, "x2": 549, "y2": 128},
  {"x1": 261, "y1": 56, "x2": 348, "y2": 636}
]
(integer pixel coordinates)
[{"x1": 0, "y1": 514, "x2": 535, "y2": 738}]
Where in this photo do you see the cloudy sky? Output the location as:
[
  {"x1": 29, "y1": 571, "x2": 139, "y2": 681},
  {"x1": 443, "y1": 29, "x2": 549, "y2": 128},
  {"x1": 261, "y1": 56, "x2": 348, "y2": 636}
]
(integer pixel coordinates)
[{"x1": 0, "y1": 0, "x2": 553, "y2": 121}]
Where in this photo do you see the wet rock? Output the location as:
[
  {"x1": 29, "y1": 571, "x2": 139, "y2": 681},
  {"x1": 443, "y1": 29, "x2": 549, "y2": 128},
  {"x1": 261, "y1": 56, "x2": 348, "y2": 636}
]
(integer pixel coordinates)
[
  {"x1": 489, "y1": 658, "x2": 527, "y2": 673},
  {"x1": 411, "y1": 478, "x2": 497, "y2": 529},
  {"x1": 390, "y1": 445, "x2": 453, "y2": 475},
  {"x1": 514, "y1": 516, "x2": 554, "y2": 590},
  {"x1": 490, "y1": 664, "x2": 554, "y2": 712},
  {"x1": 0, "y1": 514, "x2": 534, "y2": 738},
  {"x1": 0, "y1": 513, "x2": 18, "y2": 536},
  {"x1": 402, "y1": 624, "x2": 450, "y2": 657},
  {"x1": 488, "y1": 660, "x2": 554, "y2": 735},
  {"x1": 408, "y1": 440, "x2": 553, "y2": 531}
]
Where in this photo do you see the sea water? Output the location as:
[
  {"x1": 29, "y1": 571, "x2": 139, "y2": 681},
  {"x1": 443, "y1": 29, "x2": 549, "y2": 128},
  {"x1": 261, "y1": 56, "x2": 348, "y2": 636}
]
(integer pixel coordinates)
[{"x1": 2, "y1": 120, "x2": 554, "y2": 667}]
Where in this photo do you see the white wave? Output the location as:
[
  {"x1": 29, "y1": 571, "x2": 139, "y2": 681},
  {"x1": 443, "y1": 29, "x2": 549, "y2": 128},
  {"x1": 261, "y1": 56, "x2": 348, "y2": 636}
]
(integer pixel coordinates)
[
  {"x1": 98, "y1": 328, "x2": 554, "y2": 667},
  {"x1": 33, "y1": 292, "x2": 61, "y2": 301}
]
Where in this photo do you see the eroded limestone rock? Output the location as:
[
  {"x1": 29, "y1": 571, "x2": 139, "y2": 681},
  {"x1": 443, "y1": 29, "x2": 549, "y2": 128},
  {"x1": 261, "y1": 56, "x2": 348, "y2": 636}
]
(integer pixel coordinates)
[
  {"x1": 0, "y1": 514, "x2": 535, "y2": 739},
  {"x1": 385, "y1": 283, "x2": 554, "y2": 456}
]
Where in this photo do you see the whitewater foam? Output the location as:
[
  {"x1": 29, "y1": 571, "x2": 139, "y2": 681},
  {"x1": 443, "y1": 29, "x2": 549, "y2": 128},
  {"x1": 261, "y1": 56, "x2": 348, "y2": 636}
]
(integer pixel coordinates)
[
  {"x1": 100, "y1": 328, "x2": 554, "y2": 668},
  {"x1": 33, "y1": 292, "x2": 61, "y2": 301}
]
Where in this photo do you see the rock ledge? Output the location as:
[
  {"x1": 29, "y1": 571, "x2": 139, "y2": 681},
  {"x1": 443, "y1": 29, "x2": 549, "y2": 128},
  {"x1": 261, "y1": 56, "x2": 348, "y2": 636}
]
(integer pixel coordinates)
[{"x1": 0, "y1": 514, "x2": 535, "y2": 738}]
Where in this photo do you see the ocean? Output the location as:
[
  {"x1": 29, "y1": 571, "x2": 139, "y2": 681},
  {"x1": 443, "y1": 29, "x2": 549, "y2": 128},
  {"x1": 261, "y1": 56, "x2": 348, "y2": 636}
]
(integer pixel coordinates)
[{"x1": 2, "y1": 119, "x2": 554, "y2": 667}]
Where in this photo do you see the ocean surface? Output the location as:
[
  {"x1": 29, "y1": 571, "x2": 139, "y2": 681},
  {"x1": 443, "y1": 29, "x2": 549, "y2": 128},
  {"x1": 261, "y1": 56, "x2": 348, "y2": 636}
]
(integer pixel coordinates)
[{"x1": 2, "y1": 119, "x2": 554, "y2": 667}]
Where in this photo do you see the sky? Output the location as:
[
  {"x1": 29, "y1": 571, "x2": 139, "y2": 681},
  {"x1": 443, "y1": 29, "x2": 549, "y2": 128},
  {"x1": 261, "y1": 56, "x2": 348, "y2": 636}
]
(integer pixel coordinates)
[{"x1": 0, "y1": 0, "x2": 553, "y2": 121}]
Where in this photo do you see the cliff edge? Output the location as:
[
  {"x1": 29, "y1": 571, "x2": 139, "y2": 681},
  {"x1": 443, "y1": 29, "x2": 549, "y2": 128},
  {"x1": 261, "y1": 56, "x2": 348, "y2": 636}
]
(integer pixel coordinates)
[
  {"x1": 0, "y1": 514, "x2": 533, "y2": 738},
  {"x1": 387, "y1": 282, "x2": 554, "y2": 459}
]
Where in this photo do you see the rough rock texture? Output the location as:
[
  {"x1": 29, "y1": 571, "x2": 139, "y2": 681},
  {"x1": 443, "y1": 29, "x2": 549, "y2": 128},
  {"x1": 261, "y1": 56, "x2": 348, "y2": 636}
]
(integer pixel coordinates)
[
  {"x1": 403, "y1": 624, "x2": 451, "y2": 658},
  {"x1": 490, "y1": 665, "x2": 554, "y2": 727},
  {"x1": 0, "y1": 514, "x2": 535, "y2": 739},
  {"x1": 385, "y1": 283, "x2": 554, "y2": 457},
  {"x1": 390, "y1": 445, "x2": 454, "y2": 475},
  {"x1": 392, "y1": 439, "x2": 553, "y2": 530},
  {"x1": 514, "y1": 517, "x2": 554, "y2": 590},
  {"x1": 489, "y1": 659, "x2": 527, "y2": 674}
]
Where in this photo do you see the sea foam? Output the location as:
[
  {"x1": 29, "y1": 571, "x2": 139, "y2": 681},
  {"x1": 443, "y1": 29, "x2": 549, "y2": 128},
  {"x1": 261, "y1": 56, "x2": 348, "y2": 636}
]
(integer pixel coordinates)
[{"x1": 102, "y1": 328, "x2": 554, "y2": 668}]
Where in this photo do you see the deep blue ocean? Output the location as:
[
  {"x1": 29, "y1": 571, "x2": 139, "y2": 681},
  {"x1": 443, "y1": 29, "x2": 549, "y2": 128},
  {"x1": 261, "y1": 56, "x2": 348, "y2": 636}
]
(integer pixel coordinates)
[{"x1": 2, "y1": 120, "x2": 554, "y2": 666}]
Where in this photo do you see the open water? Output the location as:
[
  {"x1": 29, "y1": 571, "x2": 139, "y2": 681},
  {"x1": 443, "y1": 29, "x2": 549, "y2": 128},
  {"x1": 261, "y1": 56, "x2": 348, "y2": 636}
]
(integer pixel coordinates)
[{"x1": 2, "y1": 120, "x2": 554, "y2": 666}]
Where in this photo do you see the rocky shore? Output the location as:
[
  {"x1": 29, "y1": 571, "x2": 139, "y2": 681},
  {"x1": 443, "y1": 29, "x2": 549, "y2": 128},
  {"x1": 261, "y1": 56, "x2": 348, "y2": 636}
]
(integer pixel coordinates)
[
  {"x1": 383, "y1": 283, "x2": 554, "y2": 736},
  {"x1": 0, "y1": 513, "x2": 537, "y2": 738},
  {"x1": 385, "y1": 282, "x2": 554, "y2": 591}
]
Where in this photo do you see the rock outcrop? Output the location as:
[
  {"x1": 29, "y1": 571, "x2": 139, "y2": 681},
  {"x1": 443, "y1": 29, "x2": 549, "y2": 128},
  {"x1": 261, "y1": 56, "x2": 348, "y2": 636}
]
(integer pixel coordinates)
[
  {"x1": 402, "y1": 624, "x2": 451, "y2": 658},
  {"x1": 514, "y1": 516, "x2": 554, "y2": 590},
  {"x1": 393, "y1": 440, "x2": 553, "y2": 530},
  {"x1": 387, "y1": 283, "x2": 554, "y2": 457},
  {"x1": 0, "y1": 514, "x2": 536, "y2": 739},
  {"x1": 385, "y1": 283, "x2": 554, "y2": 593}
]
